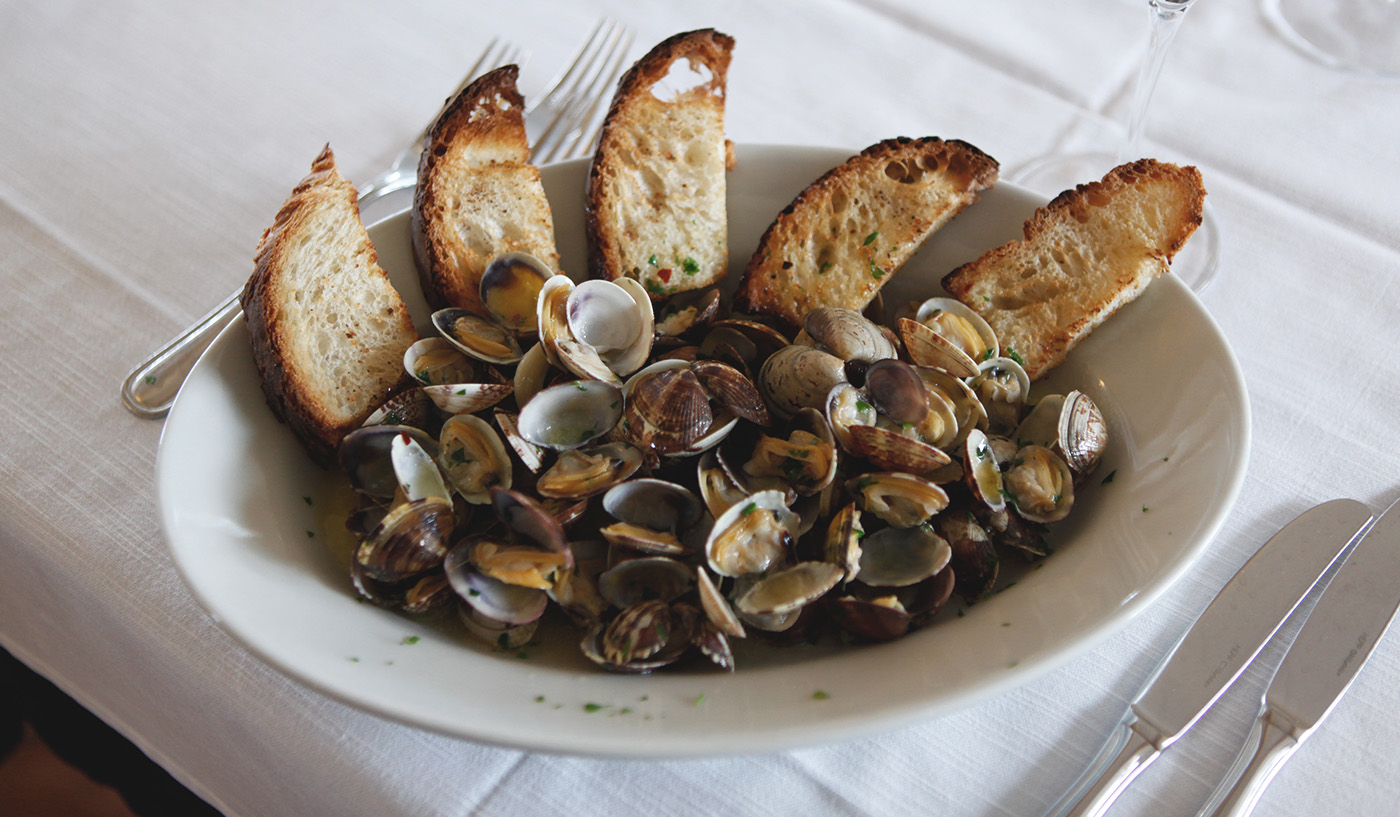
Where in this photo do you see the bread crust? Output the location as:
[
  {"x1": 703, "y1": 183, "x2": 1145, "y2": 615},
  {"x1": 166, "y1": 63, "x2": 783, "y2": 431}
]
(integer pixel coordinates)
[
  {"x1": 941, "y1": 158, "x2": 1205, "y2": 379},
  {"x1": 733, "y1": 137, "x2": 998, "y2": 329},
  {"x1": 584, "y1": 28, "x2": 734, "y2": 297},
  {"x1": 241, "y1": 145, "x2": 417, "y2": 467},
  {"x1": 413, "y1": 64, "x2": 560, "y2": 313}
]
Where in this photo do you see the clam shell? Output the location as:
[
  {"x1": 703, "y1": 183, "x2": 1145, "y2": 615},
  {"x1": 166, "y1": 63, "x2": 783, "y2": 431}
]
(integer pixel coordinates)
[
  {"x1": 620, "y1": 366, "x2": 713, "y2": 455},
  {"x1": 704, "y1": 490, "x2": 798, "y2": 578},
  {"x1": 856, "y1": 524, "x2": 953, "y2": 588},
  {"x1": 1059, "y1": 390, "x2": 1108, "y2": 479},
  {"x1": 963, "y1": 428, "x2": 1006, "y2": 513},
  {"x1": 824, "y1": 502, "x2": 864, "y2": 582},
  {"x1": 899, "y1": 317, "x2": 979, "y2": 377},
  {"x1": 913, "y1": 297, "x2": 999, "y2": 362},
  {"x1": 516, "y1": 380, "x2": 624, "y2": 450},
  {"x1": 535, "y1": 442, "x2": 642, "y2": 500},
  {"x1": 758, "y1": 344, "x2": 848, "y2": 420},
  {"x1": 420, "y1": 382, "x2": 513, "y2": 415},
  {"x1": 437, "y1": 414, "x2": 512, "y2": 504},
  {"x1": 847, "y1": 424, "x2": 952, "y2": 474},
  {"x1": 845, "y1": 472, "x2": 949, "y2": 528},
  {"x1": 696, "y1": 567, "x2": 746, "y2": 638},
  {"x1": 339, "y1": 424, "x2": 439, "y2": 500},
  {"x1": 733, "y1": 561, "x2": 844, "y2": 616},
  {"x1": 1003, "y1": 445, "x2": 1075, "y2": 524},
  {"x1": 596, "y1": 556, "x2": 694, "y2": 608},
  {"x1": 403, "y1": 337, "x2": 476, "y2": 386},
  {"x1": 356, "y1": 496, "x2": 455, "y2": 582},
  {"x1": 690, "y1": 359, "x2": 771, "y2": 427},
  {"x1": 936, "y1": 511, "x2": 999, "y2": 601},
  {"x1": 803, "y1": 307, "x2": 897, "y2": 363},
  {"x1": 479, "y1": 251, "x2": 553, "y2": 336},
  {"x1": 432, "y1": 309, "x2": 524, "y2": 365}
]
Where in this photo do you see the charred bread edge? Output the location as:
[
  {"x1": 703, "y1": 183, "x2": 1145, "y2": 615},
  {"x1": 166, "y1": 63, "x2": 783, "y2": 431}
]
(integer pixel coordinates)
[{"x1": 411, "y1": 64, "x2": 529, "y2": 313}]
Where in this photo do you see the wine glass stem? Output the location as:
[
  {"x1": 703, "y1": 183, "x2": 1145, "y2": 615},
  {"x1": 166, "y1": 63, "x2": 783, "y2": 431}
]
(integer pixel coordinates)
[{"x1": 1120, "y1": 1, "x2": 1194, "y2": 164}]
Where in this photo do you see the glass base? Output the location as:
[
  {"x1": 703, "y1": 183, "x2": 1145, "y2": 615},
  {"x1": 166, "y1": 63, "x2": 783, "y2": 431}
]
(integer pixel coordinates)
[
  {"x1": 1263, "y1": 0, "x2": 1400, "y2": 77},
  {"x1": 1010, "y1": 151, "x2": 1221, "y2": 295}
]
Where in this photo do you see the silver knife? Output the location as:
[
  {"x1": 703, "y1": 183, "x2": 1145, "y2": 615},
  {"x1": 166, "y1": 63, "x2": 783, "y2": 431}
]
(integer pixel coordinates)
[
  {"x1": 1201, "y1": 497, "x2": 1400, "y2": 817},
  {"x1": 1044, "y1": 498, "x2": 1375, "y2": 817}
]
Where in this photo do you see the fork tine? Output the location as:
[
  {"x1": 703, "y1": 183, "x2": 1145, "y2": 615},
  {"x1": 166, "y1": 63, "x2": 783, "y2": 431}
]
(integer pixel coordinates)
[
  {"x1": 525, "y1": 19, "x2": 621, "y2": 115},
  {"x1": 531, "y1": 26, "x2": 633, "y2": 164}
]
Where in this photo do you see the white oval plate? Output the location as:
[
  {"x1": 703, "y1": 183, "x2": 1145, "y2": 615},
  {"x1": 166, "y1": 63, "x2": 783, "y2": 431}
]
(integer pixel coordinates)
[{"x1": 158, "y1": 144, "x2": 1249, "y2": 757}]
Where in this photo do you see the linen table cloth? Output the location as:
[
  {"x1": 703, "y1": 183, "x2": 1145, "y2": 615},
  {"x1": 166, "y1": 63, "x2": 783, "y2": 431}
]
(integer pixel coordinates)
[{"x1": 2, "y1": 1, "x2": 1398, "y2": 815}]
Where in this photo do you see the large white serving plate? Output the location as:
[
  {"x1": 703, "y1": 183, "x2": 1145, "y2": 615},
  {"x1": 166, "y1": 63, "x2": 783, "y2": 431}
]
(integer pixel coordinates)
[{"x1": 158, "y1": 144, "x2": 1249, "y2": 757}]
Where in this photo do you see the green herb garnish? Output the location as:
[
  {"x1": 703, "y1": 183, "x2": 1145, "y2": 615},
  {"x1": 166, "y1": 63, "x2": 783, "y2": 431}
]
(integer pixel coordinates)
[
  {"x1": 681, "y1": 257, "x2": 699, "y2": 275},
  {"x1": 401, "y1": 636, "x2": 420, "y2": 645},
  {"x1": 1101, "y1": 469, "x2": 1117, "y2": 485},
  {"x1": 812, "y1": 690, "x2": 830, "y2": 700},
  {"x1": 741, "y1": 502, "x2": 757, "y2": 516},
  {"x1": 647, "y1": 254, "x2": 658, "y2": 267},
  {"x1": 863, "y1": 231, "x2": 879, "y2": 246}
]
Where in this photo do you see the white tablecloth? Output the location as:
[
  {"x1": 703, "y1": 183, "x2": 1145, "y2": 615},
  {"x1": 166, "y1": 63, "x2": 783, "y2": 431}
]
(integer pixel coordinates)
[{"x1": 3, "y1": 1, "x2": 1398, "y2": 815}]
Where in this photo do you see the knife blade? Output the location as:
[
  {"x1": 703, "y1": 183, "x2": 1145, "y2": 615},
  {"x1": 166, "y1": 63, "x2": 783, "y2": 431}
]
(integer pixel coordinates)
[
  {"x1": 1044, "y1": 498, "x2": 1375, "y2": 817},
  {"x1": 1202, "y1": 497, "x2": 1400, "y2": 817}
]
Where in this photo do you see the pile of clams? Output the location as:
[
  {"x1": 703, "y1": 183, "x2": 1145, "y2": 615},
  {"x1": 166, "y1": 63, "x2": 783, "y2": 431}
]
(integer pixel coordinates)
[{"x1": 334, "y1": 251, "x2": 1108, "y2": 672}]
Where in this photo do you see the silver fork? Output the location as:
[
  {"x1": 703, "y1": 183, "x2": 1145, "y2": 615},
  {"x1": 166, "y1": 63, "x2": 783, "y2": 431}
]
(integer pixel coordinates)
[{"x1": 121, "y1": 21, "x2": 632, "y2": 419}]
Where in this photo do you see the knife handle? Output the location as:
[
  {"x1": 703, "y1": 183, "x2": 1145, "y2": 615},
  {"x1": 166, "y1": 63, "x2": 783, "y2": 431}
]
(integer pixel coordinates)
[
  {"x1": 1045, "y1": 711, "x2": 1164, "y2": 817},
  {"x1": 1199, "y1": 705, "x2": 1302, "y2": 817}
]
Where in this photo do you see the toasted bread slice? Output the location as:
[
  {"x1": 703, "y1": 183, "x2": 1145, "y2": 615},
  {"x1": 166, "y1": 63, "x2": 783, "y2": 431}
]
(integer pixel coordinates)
[
  {"x1": 585, "y1": 29, "x2": 734, "y2": 299},
  {"x1": 941, "y1": 158, "x2": 1205, "y2": 380},
  {"x1": 413, "y1": 64, "x2": 561, "y2": 313},
  {"x1": 733, "y1": 137, "x2": 998, "y2": 329},
  {"x1": 241, "y1": 145, "x2": 419, "y2": 467}
]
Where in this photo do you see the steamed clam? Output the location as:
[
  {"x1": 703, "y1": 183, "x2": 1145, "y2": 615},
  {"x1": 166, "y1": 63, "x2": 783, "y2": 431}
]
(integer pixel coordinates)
[{"x1": 322, "y1": 242, "x2": 1114, "y2": 673}]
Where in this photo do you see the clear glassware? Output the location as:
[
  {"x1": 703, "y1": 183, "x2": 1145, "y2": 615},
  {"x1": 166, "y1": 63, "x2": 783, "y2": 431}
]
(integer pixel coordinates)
[
  {"x1": 1263, "y1": 0, "x2": 1400, "y2": 77},
  {"x1": 1011, "y1": 0, "x2": 1221, "y2": 294}
]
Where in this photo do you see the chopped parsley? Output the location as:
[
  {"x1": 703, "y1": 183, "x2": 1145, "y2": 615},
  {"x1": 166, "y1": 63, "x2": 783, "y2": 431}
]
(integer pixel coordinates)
[
  {"x1": 863, "y1": 231, "x2": 879, "y2": 246},
  {"x1": 741, "y1": 502, "x2": 757, "y2": 516},
  {"x1": 1004, "y1": 347, "x2": 1026, "y2": 366},
  {"x1": 401, "y1": 636, "x2": 420, "y2": 645},
  {"x1": 647, "y1": 254, "x2": 659, "y2": 267},
  {"x1": 818, "y1": 262, "x2": 832, "y2": 275},
  {"x1": 812, "y1": 690, "x2": 831, "y2": 700},
  {"x1": 681, "y1": 257, "x2": 700, "y2": 275},
  {"x1": 144, "y1": 375, "x2": 158, "y2": 385},
  {"x1": 302, "y1": 496, "x2": 313, "y2": 505},
  {"x1": 584, "y1": 703, "x2": 608, "y2": 713}
]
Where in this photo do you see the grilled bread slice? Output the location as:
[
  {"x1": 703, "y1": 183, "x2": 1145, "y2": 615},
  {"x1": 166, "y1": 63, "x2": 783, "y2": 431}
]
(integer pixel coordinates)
[
  {"x1": 413, "y1": 64, "x2": 561, "y2": 313},
  {"x1": 585, "y1": 28, "x2": 734, "y2": 300},
  {"x1": 242, "y1": 145, "x2": 419, "y2": 467},
  {"x1": 941, "y1": 158, "x2": 1205, "y2": 380},
  {"x1": 733, "y1": 137, "x2": 998, "y2": 329}
]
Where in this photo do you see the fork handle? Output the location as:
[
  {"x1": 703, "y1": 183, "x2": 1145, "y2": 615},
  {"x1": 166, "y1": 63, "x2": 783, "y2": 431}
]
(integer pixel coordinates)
[{"x1": 120, "y1": 290, "x2": 241, "y2": 418}]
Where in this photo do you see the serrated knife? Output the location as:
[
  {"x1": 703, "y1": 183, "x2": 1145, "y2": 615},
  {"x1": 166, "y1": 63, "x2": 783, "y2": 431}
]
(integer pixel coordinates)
[
  {"x1": 1044, "y1": 498, "x2": 1375, "y2": 817},
  {"x1": 1200, "y1": 497, "x2": 1400, "y2": 817}
]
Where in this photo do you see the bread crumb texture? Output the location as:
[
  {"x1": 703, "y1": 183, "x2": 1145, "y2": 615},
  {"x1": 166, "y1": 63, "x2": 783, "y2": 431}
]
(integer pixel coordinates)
[
  {"x1": 943, "y1": 159, "x2": 1204, "y2": 379},
  {"x1": 736, "y1": 137, "x2": 998, "y2": 328}
]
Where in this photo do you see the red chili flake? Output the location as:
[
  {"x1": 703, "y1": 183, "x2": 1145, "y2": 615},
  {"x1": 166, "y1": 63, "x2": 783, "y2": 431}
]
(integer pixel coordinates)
[{"x1": 657, "y1": 268, "x2": 672, "y2": 283}]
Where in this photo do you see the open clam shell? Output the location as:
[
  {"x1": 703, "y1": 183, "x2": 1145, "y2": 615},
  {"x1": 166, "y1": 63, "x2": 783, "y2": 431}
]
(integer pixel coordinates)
[
  {"x1": 403, "y1": 337, "x2": 477, "y2": 386},
  {"x1": 899, "y1": 317, "x2": 980, "y2": 378},
  {"x1": 845, "y1": 472, "x2": 949, "y2": 528},
  {"x1": 516, "y1": 379, "x2": 624, "y2": 450},
  {"x1": 339, "y1": 425, "x2": 439, "y2": 500},
  {"x1": 732, "y1": 561, "x2": 844, "y2": 617},
  {"x1": 971, "y1": 356, "x2": 1031, "y2": 435},
  {"x1": 479, "y1": 251, "x2": 554, "y2": 336},
  {"x1": 535, "y1": 442, "x2": 642, "y2": 501},
  {"x1": 963, "y1": 428, "x2": 1006, "y2": 513},
  {"x1": 913, "y1": 297, "x2": 999, "y2": 363},
  {"x1": 856, "y1": 524, "x2": 953, "y2": 588},
  {"x1": 596, "y1": 556, "x2": 694, "y2": 609},
  {"x1": 438, "y1": 414, "x2": 512, "y2": 504},
  {"x1": 432, "y1": 308, "x2": 525, "y2": 366},
  {"x1": 704, "y1": 489, "x2": 799, "y2": 578},
  {"x1": 1003, "y1": 444, "x2": 1075, "y2": 524}
]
